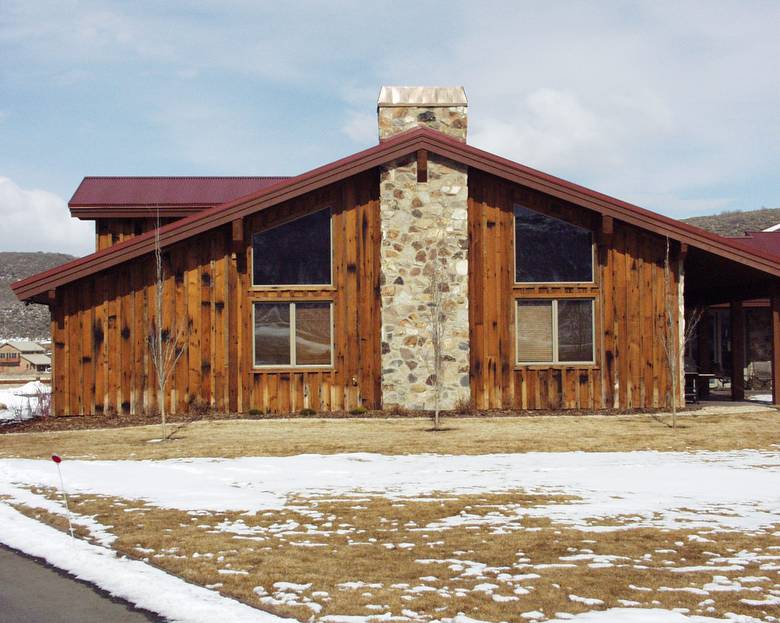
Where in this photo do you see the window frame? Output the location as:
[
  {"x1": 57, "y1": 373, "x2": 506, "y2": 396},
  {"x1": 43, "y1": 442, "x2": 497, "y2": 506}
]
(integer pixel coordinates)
[
  {"x1": 515, "y1": 298, "x2": 596, "y2": 366},
  {"x1": 252, "y1": 300, "x2": 334, "y2": 370},
  {"x1": 250, "y1": 206, "x2": 334, "y2": 290},
  {"x1": 513, "y1": 203, "x2": 596, "y2": 286}
]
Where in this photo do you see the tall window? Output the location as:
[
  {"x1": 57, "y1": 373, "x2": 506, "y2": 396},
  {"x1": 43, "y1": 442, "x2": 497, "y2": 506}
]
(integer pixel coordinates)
[
  {"x1": 516, "y1": 299, "x2": 594, "y2": 364},
  {"x1": 254, "y1": 302, "x2": 332, "y2": 367},
  {"x1": 515, "y1": 205, "x2": 593, "y2": 282},
  {"x1": 252, "y1": 208, "x2": 332, "y2": 286}
]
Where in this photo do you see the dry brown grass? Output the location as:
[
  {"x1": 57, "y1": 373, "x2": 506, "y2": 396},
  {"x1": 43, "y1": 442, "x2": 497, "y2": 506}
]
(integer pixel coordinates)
[
  {"x1": 0, "y1": 410, "x2": 778, "y2": 460},
  {"x1": 13, "y1": 487, "x2": 780, "y2": 622}
]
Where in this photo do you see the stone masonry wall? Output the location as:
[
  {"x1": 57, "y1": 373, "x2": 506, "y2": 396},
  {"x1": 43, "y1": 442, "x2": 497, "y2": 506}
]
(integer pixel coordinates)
[
  {"x1": 379, "y1": 106, "x2": 468, "y2": 142},
  {"x1": 379, "y1": 153, "x2": 470, "y2": 410}
]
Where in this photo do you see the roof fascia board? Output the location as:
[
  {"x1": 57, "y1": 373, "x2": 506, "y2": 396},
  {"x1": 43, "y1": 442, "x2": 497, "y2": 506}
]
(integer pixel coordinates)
[
  {"x1": 418, "y1": 134, "x2": 780, "y2": 277},
  {"x1": 70, "y1": 206, "x2": 211, "y2": 219},
  {"x1": 13, "y1": 127, "x2": 780, "y2": 302},
  {"x1": 12, "y1": 131, "x2": 422, "y2": 302}
]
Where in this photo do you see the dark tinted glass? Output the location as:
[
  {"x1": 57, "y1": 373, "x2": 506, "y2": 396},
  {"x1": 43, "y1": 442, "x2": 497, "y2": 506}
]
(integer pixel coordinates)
[
  {"x1": 254, "y1": 303, "x2": 290, "y2": 366},
  {"x1": 557, "y1": 299, "x2": 594, "y2": 362},
  {"x1": 253, "y1": 209, "x2": 331, "y2": 285},
  {"x1": 515, "y1": 205, "x2": 593, "y2": 282}
]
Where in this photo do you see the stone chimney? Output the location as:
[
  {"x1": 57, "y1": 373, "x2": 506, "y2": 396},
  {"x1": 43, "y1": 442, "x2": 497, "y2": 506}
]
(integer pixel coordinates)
[
  {"x1": 377, "y1": 86, "x2": 470, "y2": 411},
  {"x1": 377, "y1": 86, "x2": 468, "y2": 142}
]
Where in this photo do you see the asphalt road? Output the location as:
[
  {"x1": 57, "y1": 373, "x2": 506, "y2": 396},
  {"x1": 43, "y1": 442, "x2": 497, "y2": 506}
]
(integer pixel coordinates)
[{"x1": 0, "y1": 544, "x2": 162, "y2": 623}]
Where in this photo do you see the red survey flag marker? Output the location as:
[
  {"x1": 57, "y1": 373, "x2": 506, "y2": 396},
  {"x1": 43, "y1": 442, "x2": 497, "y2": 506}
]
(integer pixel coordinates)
[{"x1": 51, "y1": 454, "x2": 75, "y2": 540}]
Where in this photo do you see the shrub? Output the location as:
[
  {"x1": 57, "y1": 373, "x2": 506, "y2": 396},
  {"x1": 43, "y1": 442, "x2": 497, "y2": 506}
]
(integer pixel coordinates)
[
  {"x1": 299, "y1": 408, "x2": 316, "y2": 416},
  {"x1": 349, "y1": 406, "x2": 367, "y2": 415},
  {"x1": 386, "y1": 404, "x2": 409, "y2": 417},
  {"x1": 453, "y1": 396, "x2": 476, "y2": 415},
  {"x1": 247, "y1": 408, "x2": 263, "y2": 418}
]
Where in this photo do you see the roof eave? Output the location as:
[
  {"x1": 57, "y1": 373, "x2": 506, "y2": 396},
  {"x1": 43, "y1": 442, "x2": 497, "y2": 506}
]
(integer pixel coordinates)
[{"x1": 13, "y1": 127, "x2": 780, "y2": 303}]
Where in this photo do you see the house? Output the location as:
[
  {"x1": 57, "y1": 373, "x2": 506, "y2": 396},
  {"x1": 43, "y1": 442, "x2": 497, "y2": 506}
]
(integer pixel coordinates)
[
  {"x1": 12, "y1": 86, "x2": 780, "y2": 416},
  {"x1": 0, "y1": 341, "x2": 51, "y2": 374}
]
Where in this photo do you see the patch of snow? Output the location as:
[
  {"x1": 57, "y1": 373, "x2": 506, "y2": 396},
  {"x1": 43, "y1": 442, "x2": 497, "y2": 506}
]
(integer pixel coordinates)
[
  {"x1": 568, "y1": 594, "x2": 605, "y2": 606},
  {"x1": 0, "y1": 451, "x2": 778, "y2": 535},
  {"x1": 0, "y1": 502, "x2": 293, "y2": 623},
  {"x1": 0, "y1": 381, "x2": 50, "y2": 422},
  {"x1": 547, "y1": 608, "x2": 765, "y2": 621}
]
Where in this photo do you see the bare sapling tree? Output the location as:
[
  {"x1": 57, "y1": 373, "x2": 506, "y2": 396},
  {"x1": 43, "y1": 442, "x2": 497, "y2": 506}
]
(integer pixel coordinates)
[
  {"x1": 661, "y1": 237, "x2": 703, "y2": 429},
  {"x1": 147, "y1": 209, "x2": 187, "y2": 440},
  {"x1": 425, "y1": 231, "x2": 450, "y2": 431}
]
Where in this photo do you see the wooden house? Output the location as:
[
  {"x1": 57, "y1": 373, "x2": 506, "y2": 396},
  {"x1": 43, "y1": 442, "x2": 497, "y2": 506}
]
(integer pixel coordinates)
[{"x1": 13, "y1": 86, "x2": 780, "y2": 416}]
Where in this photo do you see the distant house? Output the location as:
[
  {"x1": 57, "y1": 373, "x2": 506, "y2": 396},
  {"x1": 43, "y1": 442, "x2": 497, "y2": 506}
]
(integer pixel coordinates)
[
  {"x1": 12, "y1": 86, "x2": 780, "y2": 416},
  {"x1": 0, "y1": 341, "x2": 51, "y2": 374}
]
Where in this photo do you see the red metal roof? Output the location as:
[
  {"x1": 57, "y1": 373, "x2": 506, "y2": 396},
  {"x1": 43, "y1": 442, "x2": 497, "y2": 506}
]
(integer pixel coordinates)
[
  {"x1": 728, "y1": 231, "x2": 780, "y2": 257},
  {"x1": 13, "y1": 127, "x2": 780, "y2": 303},
  {"x1": 69, "y1": 176, "x2": 289, "y2": 218}
]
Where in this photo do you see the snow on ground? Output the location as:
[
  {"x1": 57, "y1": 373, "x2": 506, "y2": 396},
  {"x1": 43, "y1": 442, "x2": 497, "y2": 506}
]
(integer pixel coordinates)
[
  {"x1": 1, "y1": 450, "x2": 779, "y2": 623},
  {"x1": 0, "y1": 381, "x2": 50, "y2": 421},
  {"x1": 0, "y1": 502, "x2": 293, "y2": 623},
  {"x1": 1, "y1": 498, "x2": 770, "y2": 623},
  {"x1": 1, "y1": 451, "x2": 779, "y2": 531}
]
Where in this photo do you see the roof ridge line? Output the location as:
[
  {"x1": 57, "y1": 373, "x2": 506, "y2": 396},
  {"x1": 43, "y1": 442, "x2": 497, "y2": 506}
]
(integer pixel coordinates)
[{"x1": 13, "y1": 126, "x2": 780, "y2": 303}]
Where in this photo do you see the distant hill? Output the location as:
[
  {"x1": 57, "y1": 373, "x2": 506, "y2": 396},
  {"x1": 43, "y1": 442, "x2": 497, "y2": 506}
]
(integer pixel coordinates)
[
  {"x1": 682, "y1": 207, "x2": 780, "y2": 237},
  {"x1": 0, "y1": 252, "x2": 75, "y2": 340}
]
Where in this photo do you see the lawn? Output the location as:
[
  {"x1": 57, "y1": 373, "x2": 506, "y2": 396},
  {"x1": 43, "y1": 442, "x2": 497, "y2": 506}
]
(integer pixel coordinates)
[
  {"x1": 1, "y1": 410, "x2": 779, "y2": 622},
  {"x1": 1, "y1": 409, "x2": 779, "y2": 460},
  {"x1": 1, "y1": 451, "x2": 779, "y2": 622}
]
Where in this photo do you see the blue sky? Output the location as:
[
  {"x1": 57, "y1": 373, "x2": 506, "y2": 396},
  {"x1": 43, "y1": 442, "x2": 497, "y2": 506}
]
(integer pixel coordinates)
[{"x1": 1, "y1": 1, "x2": 778, "y2": 256}]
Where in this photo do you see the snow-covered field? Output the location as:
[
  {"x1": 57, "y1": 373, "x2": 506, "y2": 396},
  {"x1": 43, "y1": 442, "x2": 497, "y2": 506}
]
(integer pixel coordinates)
[
  {"x1": 0, "y1": 380, "x2": 50, "y2": 421},
  {"x1": 1, "y1": 451, "x2": 779, "y2": 623},
  {"x1": 1, "y1": 451, "x2": 779, "y2": 531}
]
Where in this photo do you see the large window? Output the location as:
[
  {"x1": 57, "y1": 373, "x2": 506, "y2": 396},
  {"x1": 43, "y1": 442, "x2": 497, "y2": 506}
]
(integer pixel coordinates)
[
  {"x1": 514, "y1": 205, "x2": 593, "y2": 283},
  {"x1": 254, "y1": 302, "x2": 333, "y2": 367},
  {"x1": 252, "y1": 208, "x2": 332, "y2": 286},
  {"x1": 516, "y1": 299, "x2": 594, "y2": 364}
]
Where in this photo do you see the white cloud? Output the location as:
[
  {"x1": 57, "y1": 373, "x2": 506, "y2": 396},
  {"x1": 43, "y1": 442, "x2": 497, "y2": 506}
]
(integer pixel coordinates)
[
  {"x1": 0, "y1": 177, "x2": 93, "y2": 256},
  {"x1": 1, "y1": 1, "x2": 778, "y2": 220},
  {"x1": 342, "y1": 111, "x2": 376, "y2": 144}
]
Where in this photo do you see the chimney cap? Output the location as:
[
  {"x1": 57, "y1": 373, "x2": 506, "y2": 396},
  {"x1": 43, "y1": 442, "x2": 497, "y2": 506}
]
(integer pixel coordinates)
[{"x1": 378, "y1": 86, "x2": 467, "y2": 107}]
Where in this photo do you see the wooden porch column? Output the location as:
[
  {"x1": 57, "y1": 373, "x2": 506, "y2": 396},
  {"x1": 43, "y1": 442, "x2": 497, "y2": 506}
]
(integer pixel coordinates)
[
  {"x1": 730, "y1": 300, "x2": 745, "y2": 401},
  {"x1": 771, "y1": 284, "x2": 780, "y2": 405}
]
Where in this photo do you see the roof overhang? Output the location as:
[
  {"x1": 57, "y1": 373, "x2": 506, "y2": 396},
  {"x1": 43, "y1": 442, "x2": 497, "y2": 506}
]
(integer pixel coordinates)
[
  {"x1": 70, "y1": 205, "x2": 215, "y2": 219},
  {"x1": 14, "y1": 127, "x2": 780, "y2": 304}
]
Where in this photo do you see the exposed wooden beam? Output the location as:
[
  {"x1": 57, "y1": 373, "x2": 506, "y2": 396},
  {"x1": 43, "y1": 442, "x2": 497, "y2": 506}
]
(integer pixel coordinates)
[
  {"x1": 679, "y1": 242, "x2": 689, "y2": 262},
  {"x1": 730, "y1": 300, "x2": 745, "y2": 401},
  {"x1": 599, "y1": 215, "x2": 614, "y2": 247},
  {"x1": 772, "y1": 284, "x2": 780, "y2": 405},
  {"x1": 231, "y1": 218, "x2": 244, "y2": 253},
  {"x1": 416, "y1": 149, "x2": 428, "y2": 183}
]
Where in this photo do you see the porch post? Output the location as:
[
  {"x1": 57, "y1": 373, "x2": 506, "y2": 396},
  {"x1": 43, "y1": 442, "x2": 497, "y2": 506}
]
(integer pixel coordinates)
[
  {"x1": 771, "y1": 283, "x2": 780, "y2": 406},
  {"x1": 730, "y1": 300, "x2": 745, "y2": 401}
]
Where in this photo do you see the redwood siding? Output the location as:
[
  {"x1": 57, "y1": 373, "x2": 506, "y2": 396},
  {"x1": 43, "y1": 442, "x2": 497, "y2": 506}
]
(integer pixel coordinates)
[
  {"x1": 95, "y1": 217, "x2": 177, "y2": 251},
  {"x1": 52, "y1": 171, "x2": 381, "y2": 415},
  {"x1": 52, "y1": 168, "x2": 681, "y2": 415},
  {"x1": 468, "y1": 170, "x2": 682, "y2": 410}
]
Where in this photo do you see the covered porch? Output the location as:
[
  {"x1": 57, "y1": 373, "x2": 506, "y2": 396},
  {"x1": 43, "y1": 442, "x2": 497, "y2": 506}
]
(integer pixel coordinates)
[{"x1": 684, "y1": 243, "x2": 780, "y2": 405}]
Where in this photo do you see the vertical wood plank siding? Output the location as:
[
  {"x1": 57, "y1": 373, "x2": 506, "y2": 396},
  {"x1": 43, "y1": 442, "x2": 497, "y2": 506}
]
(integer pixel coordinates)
[
  {"x1": 95, "y1": 218, "x2": 177, "y2": 251},
  {"x1": 52, "y1": 172, "x2": 381, "y2": 415},
  {"x1": 52, "y1": 168, "x2": 680, "y2": 415},
  {"x1": 468, "y1": 170, "x2": 682, "y2": 410}
]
